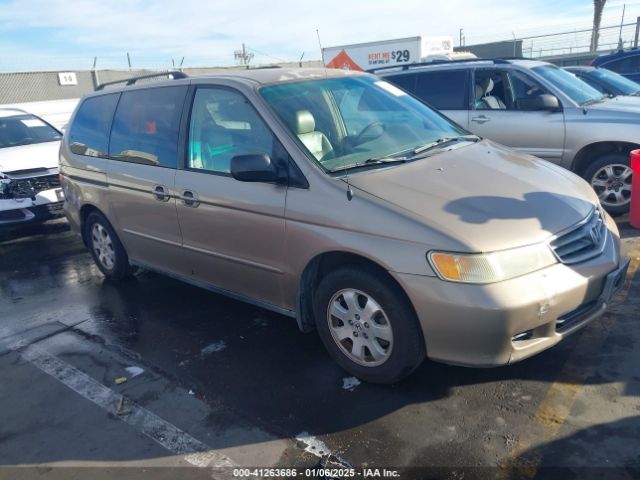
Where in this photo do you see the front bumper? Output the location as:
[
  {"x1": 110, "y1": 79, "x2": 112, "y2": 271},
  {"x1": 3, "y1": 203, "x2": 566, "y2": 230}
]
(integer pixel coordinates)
[
  {"x1": 395, "y1": 229, "x2": 626, "y2": 367},
  {"x1": 0, "y1": 188, "x2": 65, "y2": 225}
]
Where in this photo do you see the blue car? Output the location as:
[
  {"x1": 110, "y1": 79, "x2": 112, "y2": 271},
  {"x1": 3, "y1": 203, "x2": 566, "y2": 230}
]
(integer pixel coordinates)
[
  {"x1": 591, "y1": 48, "x2": 640, "y2": 82},
  {"x1": 565, "y1": 66, "x2": 640, "y2": 97}
]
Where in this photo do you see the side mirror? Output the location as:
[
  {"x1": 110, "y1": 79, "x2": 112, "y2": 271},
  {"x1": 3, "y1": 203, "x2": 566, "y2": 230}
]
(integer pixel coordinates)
[
  {"x1": 536, "y1": 94, "x2": 561, "y2": 111},
  {"x1": 230, "y1": 153, "x2": 283, "y2": 183}
]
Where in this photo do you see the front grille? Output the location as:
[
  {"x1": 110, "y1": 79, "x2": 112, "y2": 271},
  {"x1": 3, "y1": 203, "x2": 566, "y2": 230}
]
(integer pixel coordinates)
[
  {"x1": 549, "y1": 208, "x2": 607, "y2": 264},
  {"x1": 1, "y1": 173, "x2": 60, "y2": 199}
]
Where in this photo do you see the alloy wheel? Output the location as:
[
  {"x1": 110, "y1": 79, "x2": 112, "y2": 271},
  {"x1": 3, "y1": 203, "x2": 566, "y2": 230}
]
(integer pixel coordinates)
[
  {"x1": 327, "y1": 288, "x2": 394, "y2": 367},
  {"x1": 591, "y1": 163, "x2": 633, "y2": 208},
  {"x1": 91, "y1": 223, "x2": 116, "y2": 270}
]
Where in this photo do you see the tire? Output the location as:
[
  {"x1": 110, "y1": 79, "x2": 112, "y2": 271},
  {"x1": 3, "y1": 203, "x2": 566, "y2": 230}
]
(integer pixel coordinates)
[
  {"x1": 85, "y1": 212, "x2": 135, "y2": 280},
  {"x1": 582, "y1": 152, "x2": 633, "y2": 215},
  {"x1": 313, "y1": 266, "x2": 426, "y2": 384}
]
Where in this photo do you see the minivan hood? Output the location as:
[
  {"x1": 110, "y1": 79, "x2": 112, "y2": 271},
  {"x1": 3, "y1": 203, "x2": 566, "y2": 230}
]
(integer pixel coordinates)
[
  {"x1": 347, "y1": 140, "x2": 597, "y2": 252},
  {"x1": 0, "y1": 141, "x2": 60, "y2": 174}
]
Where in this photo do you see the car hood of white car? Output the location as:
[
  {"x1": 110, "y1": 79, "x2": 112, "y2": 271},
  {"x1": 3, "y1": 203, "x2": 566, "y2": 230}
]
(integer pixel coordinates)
[
  {"x1": 589, "y1": 95, "x2": 640, "y2": 112},
  {"x1": 0, "y1": 141, "x2": 60, "y2": 175}
]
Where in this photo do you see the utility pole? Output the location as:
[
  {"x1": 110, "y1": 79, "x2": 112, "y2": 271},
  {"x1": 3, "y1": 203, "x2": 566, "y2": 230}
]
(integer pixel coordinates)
[
  {"x1": 234, "y1": 43, "x2": 254, "y2": 66},
  {"x1": 635, "y1": 16, "x2": 640, "y2": 47},
  {"x1": 618, "y1": 3, "x2": 627, "y2": 49},
  {"x1": 126, "y1": 52, "x2": 132, "y2": 71},
  {"x1": 459, "y1": 28, "x2": 464, "y2": 47}
]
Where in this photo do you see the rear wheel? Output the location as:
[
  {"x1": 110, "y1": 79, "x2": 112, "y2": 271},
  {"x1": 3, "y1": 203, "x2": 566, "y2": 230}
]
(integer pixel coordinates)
[
  {"x1": 583, "y1": 152, "x2": 633, "y2": 214},
  {"x1": 314, "y1": 267, "x2": 425, "y2": 384},
  {"x1": 85, "y1": 212, "x2": 135, "y2": 280}
]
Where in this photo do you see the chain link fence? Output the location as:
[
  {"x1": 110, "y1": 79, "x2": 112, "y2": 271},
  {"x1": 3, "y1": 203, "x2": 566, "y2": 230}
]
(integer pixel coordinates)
[{"x1": 520, "y1": 22, "x2": 639, "y2": 58}]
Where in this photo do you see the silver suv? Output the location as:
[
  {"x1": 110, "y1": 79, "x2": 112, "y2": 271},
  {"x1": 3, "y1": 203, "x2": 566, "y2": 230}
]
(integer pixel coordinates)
[
  {"x1": 376, "y1": 59, "x2": 639, "y2": 214},
  {"x1": 61, "y1": 69, "x2": 627, "y2": 383}
]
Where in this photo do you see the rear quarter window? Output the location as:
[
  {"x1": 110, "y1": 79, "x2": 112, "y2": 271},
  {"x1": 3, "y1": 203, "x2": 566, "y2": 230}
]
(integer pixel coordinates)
[
  {"x1": 109, "y1": 86, "x2": 188, "y2": 168},
  {"x1": 414, "y1": 70, "x2": 469, "y2": 110},
  {"x1": 68, "y1": 94, "x2": 120, "y2": 157}
]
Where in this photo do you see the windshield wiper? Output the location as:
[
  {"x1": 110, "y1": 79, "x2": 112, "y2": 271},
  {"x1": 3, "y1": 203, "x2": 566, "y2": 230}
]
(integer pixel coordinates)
[
  {"x1": 363, "y1": 156, "x2": 408, "y2": 165},
  {"x1": 412, "y1": 134, "x2": 480, "y2": 155},
  {"x1": 581, "y1": 95, "x2": 608, "y2": 107},
  {"x1": 331, "y1": 135, "x2": 480, "y2": 173},
  {"x1": 330, "y1": 156, "x2": 407, "y2": 173}
]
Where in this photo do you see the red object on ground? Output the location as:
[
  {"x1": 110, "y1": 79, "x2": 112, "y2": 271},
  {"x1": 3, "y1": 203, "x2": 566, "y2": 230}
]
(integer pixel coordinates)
[{"x1": 630, "y1": 149, "x2": 640, "y2": 229}]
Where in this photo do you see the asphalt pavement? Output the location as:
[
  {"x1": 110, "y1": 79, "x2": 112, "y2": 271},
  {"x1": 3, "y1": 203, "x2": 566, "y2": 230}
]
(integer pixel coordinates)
[{"x1": 0, "y1": 217, "x2": 639, "y2": 479}]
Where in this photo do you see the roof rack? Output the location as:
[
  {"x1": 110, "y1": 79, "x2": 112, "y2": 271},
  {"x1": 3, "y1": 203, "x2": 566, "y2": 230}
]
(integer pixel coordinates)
[
  {"x1": 95, "y1": 71, "x2": 188, "y2": 91},
  {"x1": 368, "y1": 57, "x2": 511, "y2": 74}
]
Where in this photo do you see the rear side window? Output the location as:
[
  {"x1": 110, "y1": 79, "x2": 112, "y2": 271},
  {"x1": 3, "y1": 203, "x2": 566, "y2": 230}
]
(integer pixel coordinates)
[
  {"x1": 414, "y1": 70, "x2": 469, "y2": 110},
  {"x1": 384, "y1": 73, "x2": 418, "y2": 94},
  {"x1": 604, "y1": 55, "x2": 640, "y2": 74},
  {"x1": 68, "y1": 94, "x2": 119, "y2": 157},
  {"x1": 109, "y1": 86, "x2": 187, "y2": 168}
]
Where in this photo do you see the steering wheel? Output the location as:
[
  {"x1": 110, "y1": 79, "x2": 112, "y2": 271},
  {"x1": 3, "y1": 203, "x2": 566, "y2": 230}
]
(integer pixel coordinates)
[
  {"x1": 526, "y1": 86, "x2": 542, "y2": 96},
  {"x1": 353, "y1": 121, "x2": 384, "y2": 145}
]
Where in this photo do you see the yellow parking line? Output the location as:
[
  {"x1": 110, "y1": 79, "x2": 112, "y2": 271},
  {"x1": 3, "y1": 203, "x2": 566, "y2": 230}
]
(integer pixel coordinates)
[{"x1": 500, "y1": 250, "x2": 639, "y2": 479}]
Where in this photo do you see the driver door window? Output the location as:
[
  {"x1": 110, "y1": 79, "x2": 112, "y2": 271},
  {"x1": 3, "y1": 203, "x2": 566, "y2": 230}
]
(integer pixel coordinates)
[
  {"x1": 469, "y1": 69, "x2": 565, "y2": 162},
  {"x1": 507, "y1": 71, "x2": 551, "y2": 111},
  {"x1": 473, "y1": 70, "x2": 550, "y2": 111},
  {"x1": 188, "y1": 88, "x2": 276, "y2": 174}
]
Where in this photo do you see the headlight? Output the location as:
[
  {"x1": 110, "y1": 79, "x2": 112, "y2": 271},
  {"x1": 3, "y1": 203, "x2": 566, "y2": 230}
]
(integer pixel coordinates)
[{"x1": 427, "y1": 243, "x2": 557, "y2": 284}]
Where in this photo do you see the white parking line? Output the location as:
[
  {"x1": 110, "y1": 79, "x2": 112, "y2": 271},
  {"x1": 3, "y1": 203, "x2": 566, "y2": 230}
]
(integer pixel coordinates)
[{"x1": 20, "y1": 346, "x2": 236, "y2": 469}]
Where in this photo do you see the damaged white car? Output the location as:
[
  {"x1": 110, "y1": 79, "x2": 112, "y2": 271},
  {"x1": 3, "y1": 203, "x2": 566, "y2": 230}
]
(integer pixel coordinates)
[{"x1": 0, "y1": 108, "x2": 64, "y2": 225}]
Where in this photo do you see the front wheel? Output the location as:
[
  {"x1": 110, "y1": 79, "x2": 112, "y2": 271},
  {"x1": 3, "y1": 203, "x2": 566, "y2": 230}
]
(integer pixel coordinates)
[
  {"x1": 85, "y1": 212, "x2": 135, "y2": 280},
  {"x1": 314, "y1": 267, "x2": 426, "y2": 384},
  {"x1": 583, "y1": 152, "x2": 633, "y2": 215}
]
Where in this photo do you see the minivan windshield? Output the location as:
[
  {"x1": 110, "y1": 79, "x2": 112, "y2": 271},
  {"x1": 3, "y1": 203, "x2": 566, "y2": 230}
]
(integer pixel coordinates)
[
  {"x1": 0, "y1": 114, "x2": 62, "y2": 149},
  {"x1": 590, "y1": 68, "x2": 640, "y2": 95},
  {"x1": 532, "y1": 65, "x2": 606, "y2": 106},
  {"x1": 260, "y1": 76, "x2": 471, "y2": 173}
]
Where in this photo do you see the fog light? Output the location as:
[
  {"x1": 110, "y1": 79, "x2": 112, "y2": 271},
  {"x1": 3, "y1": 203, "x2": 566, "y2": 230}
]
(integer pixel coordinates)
[{"x1": 512, "y1": 330, "x2": 534, "y2": 342}]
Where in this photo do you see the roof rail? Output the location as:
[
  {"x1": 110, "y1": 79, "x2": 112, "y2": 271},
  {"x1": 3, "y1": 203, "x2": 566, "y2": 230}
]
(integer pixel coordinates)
[
  {"x1": 95, "y1": 71, "x2": 188, "y2": 91},
  {"x1": 495, "y1": 56, "x2": 533, "y2": 61},
  {"x1": 0, "y1": 107, "x2": 28, "y2": 114},
  {"x1": 368, "y1": 57, "x2": 511, "y2": 74},
  {"x1": 248, "y1": 65, "x2": 282, "y2": 70}
]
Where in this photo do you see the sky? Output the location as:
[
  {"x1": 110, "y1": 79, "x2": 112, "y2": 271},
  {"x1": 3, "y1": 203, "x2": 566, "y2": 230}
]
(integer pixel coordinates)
[{"x1": 0, "y1": 0, "x2": 639, "y2": 72}]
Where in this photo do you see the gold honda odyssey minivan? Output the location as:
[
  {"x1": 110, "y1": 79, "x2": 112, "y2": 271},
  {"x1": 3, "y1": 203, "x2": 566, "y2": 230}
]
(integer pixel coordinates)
[{"x1": 61, "y1": 68, "x2": 628, "y2": 383}]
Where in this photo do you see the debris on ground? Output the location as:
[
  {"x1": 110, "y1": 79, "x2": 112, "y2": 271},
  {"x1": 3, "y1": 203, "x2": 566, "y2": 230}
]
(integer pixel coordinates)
[
  {"x1": 114, "y1": 376, "x2": 127, "y2": 385},
  {"x1": 124, "y1": 366, "x2": 144, "y2": 378},
  {"x1": 115, "y1": 396, "x2": 129, "y2": 416},
  {"x1": 296, "y1": 432, "x2": 332, "y2": 457},
  {"x1": 342, "y1": 377, "x2": 361, "y2": 391},
  {"x1": 200, "y1": 340, "x2": 227, "y2": 356}
]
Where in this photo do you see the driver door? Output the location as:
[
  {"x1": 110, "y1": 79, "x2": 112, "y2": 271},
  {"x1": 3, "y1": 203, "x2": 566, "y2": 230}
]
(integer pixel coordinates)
[
  {"x1": 469, "y1": 68, "x2": 566, "y2": 163},
  {"x1": 174, "y1": 86, "x2": 288, "y2": 307}
]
